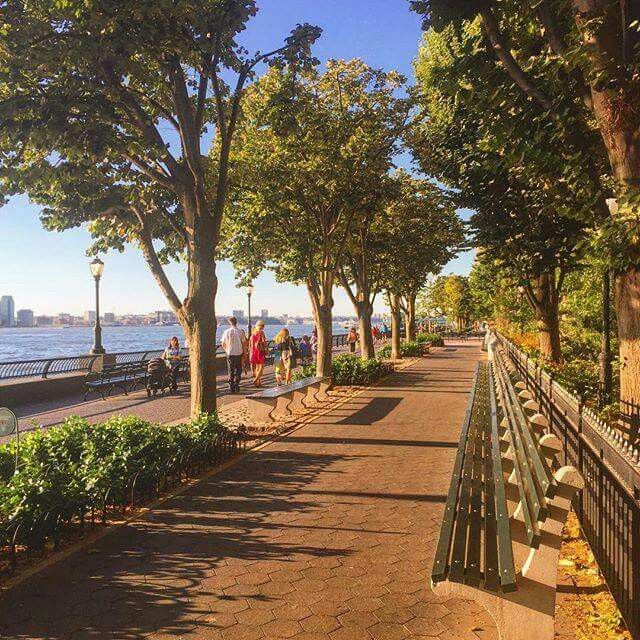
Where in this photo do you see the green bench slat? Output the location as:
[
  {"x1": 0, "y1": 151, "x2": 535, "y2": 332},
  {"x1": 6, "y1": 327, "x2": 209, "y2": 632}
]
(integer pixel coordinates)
[
  {"x1": 497, "y1": 357, "x2": 553, "y2": 523},
  {"x1": 432, "y1": 364, "x2": 481, "y2": 584},
  {"x1": 465, "y1": 364, "x2": 488, "y2": 587},
  {"x1": 449, "y1": 366, "x2": 486, "y2": 584},
  {"x1": 487, "y1": 363, "x2": 516, "y2": 592},
  {"x1": 494, "y1": 360, "x2": 541, "y2": 548}
]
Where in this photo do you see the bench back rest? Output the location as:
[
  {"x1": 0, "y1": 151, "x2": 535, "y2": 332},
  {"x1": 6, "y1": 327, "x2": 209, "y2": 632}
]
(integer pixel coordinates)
[{"x1": 492, "y1": 347, "x2": 557, "y2": 549}]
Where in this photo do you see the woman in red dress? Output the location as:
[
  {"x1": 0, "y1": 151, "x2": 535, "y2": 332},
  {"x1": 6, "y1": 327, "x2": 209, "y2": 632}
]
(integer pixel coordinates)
[{"x1": 249, "y1": 320, "x2": 268, "y2": 387}]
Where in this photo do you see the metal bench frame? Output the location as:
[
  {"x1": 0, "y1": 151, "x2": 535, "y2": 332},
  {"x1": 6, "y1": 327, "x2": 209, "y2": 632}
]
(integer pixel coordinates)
[
  {"x1": 431, "y1": 337, "x2": 584, "y2": 640},
  {"x1": 83, "y1": 362, "x2": 147, "y2": 400},
  {"x1": 246, "y1": 376, "x2": 331, "y2": 422}
]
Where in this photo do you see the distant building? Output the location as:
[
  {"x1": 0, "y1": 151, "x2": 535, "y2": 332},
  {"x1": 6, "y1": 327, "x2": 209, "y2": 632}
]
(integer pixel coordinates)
[
  {"x1": 35, "y1": 315, "x2": 54, "y2": 326},
  {"x1": 155, "y1": 310, "x2": 178, "y2": 324},
  {"x1": 84, "y1": 310, "x2": 96, "y2": 323},
  {"x1": 55, "y1": 313, "x2": 74, "y2": 326},
  {"x1": 232, "y1": 309, "x2": 245, "y2": 320},
  {"x1": 0, "y1": 296, "x2": 15, "y2": 327},
  {"x1": 104, "y1": 312, "x2": 115, "y2": 323},
  {"x1": 261, "y1": 309, "x2": 269, "y2": 318},
  {"x1": 16, "y1": 309, "x2": 34, "y2": 327}
]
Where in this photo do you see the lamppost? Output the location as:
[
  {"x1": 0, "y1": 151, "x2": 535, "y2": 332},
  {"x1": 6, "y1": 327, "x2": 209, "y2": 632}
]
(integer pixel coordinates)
[
  {"x1": 89, "y1": 258, "x2": 105, "y2": 355},
  {"x1": 247, "y1": 284, "x2": 255, "y2": 335}
]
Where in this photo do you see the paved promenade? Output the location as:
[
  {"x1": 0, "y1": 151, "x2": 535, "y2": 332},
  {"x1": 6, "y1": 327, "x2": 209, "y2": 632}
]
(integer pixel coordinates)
[
  {"x1": 10, "y1": 345, "x2": 357, "y2": 438},
  {"x1": 0, "y1": 341, "x2": 497, "y2": 639}
]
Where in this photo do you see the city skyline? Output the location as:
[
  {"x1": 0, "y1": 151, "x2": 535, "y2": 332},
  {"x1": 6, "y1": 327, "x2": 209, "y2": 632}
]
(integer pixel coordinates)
[{"x1": 0, "y1": 0, "x2": 475, "y2": 319}]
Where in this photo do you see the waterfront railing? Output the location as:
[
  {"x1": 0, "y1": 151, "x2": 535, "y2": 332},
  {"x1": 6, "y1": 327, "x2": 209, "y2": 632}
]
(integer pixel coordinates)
[
  {"x1": 0, "y1": 333, "x2": 349, "y2": 381},
  {"x1": 495, "y1": 332, "x2": 640, "y2": 637}
]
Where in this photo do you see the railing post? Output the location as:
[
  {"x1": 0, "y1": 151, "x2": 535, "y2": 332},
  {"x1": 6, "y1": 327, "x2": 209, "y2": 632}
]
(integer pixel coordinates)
[{"x1": 42, "y1": 359, "x2": 52, "y2": 379}]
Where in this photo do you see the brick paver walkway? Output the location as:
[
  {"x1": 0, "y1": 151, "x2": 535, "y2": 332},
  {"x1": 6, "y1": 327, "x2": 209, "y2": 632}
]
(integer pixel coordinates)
[{"x1": 0, "y1": 341, "x2": 497, "y2": 640}]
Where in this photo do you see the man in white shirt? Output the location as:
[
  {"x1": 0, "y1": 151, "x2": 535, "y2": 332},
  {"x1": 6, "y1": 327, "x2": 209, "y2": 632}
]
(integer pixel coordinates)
[{"x1": 221, "y1": 316, "x2": 246, "y2": 393}]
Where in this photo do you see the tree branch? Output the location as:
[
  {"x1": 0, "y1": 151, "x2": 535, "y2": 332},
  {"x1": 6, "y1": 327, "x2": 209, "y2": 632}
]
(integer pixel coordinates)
[
  {"x1": 479, "y1": 7, "x2": 553, "y2": 110},
  {"x1": 133, "y1": 207, "x2": 183, "y2": 312}
]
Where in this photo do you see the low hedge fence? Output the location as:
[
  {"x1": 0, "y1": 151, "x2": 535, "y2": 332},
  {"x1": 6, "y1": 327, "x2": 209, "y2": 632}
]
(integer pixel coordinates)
[
  {"x1": 377, "y1": 340, "x2": 429, "y2": 359},
  {"x1": 0, "y1": 413, "x2": 242, "y2": 573},
  {"x1": 294, "y1": 353, "x2": 393, "y2": 386},
  {"x1": 416, "y1": 332, "x2": 444, "y2": 347}
]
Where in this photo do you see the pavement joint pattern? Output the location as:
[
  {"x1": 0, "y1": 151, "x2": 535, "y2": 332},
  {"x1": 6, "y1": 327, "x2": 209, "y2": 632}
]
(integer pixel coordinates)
[{"x1": 0, "y1": 341, "x2": 502, "y2": 639}]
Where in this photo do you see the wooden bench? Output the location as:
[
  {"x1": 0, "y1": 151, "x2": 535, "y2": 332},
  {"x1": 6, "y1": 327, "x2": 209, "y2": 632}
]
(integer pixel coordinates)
[
  {"x1": 246, "y1": 376, "x2": 331, "y2": 422},
  {"x1": 431, "y1": 340, "x2": 583, "y2": 640}
]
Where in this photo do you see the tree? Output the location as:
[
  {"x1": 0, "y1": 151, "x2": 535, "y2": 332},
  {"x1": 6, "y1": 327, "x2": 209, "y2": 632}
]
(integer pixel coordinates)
[
  {"x1": 376, "y1": 172, "x2": 464, "y2": 356},
  {"x1": 410, "y1": 0, "x2": 640, "y2": 428},
  {"x1": 224, "y1": 59, "x2": 407, "y2": 376},
  {"x1": 0, "y1": 1, "x2": 320, "y2": 416},
  {"x1": 412, "y1": 20, "x2": 595, "y2": 362},
  {"x1": 338, "y1": 170, "x2": 461, "y2": 353},
  {"x1": 423, "y1": 275, "x2": 474, "y2": 330}
]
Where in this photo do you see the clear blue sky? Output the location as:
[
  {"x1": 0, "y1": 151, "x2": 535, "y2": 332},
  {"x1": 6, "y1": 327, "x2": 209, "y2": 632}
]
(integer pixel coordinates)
[{"x1": 0, "y1": 0, "x2": 474, "y2": 318}]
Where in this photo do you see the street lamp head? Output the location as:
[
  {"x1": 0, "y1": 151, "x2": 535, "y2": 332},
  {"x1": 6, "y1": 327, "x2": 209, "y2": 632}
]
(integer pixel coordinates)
[
  {"x1": 247, "y1": 284, "x2": 255, "y2": 297},
  {"x1": 90, "y1": 258, "x2": 105, "y2": 279}
]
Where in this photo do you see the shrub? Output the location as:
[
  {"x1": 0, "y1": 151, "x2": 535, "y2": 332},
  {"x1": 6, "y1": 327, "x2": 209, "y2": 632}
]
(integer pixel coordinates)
[
  {"x1": 378, "y1": 340, "x2": 427, "y2": 359},
  {"x1": 294, "y1": 354, "x2": 393, "y2": 386},
  {"x1": 416, "y1": 332, "x2": 443, "y2": 347},
  {"x1": 0, "y1": 413, "x2": 237, "y2": 557}
]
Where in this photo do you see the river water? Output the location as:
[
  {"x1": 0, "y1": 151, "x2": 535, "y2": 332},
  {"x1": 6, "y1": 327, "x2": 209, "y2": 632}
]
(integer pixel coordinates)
[{"x1": 0, "y1": 323, "x2": 348, "y2": 362}]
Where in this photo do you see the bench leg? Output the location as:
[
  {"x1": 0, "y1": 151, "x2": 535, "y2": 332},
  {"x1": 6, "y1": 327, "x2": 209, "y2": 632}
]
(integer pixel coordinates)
[
  {"x1": 290, "y1": 388, "x2": 307, "y2": 413},
  {"x1": 272, "y1": 395, "x2": 293, "y2": 420},
  {"x1": 432, "y1": 466, "x2": 584, "y2": 640},
  {"x1": 247, "y1": 398, "x2": 278, "y2": 422},
  {"x1": 315, "y1": 380, "x2": 332, "y2": 402},
  {"x1": 303, "y1": 383, "x2": 321, "y2": 408}
]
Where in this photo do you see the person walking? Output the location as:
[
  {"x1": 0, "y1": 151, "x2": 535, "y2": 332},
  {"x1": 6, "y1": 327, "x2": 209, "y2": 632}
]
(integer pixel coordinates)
[
  {"x1": 162, "y1": 336, "x2": 182, "y2": 392},
  {"x1": 299, "y1": 335, "x2": 312, "y2": 366},
  {"x1": 249, "y1": 320, "x2": 268, "y2": 387},
  {"x1": 221, "y1": 316, "x2": 245, "y2": 394},
  {"x1": 274, "y1": 328, "x2": 296, "y2": 385},
  {"x1": 347, "y1": 326, "x2": 358, "y2": 353}
]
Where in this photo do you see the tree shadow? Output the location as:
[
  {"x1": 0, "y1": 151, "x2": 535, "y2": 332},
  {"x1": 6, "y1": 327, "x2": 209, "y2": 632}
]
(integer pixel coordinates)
[
  {"x1": 0, "y1": 449, "x2": 356, "y2": 639},
  {"x1": 336, "y1": 396, "x2": 403, "y2": 425}
]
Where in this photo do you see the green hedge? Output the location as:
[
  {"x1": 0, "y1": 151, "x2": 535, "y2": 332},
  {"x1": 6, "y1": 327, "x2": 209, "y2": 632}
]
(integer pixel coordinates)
[
  {"x1": 0, "y1": 414, "x2": 238, "y2": 559},
  {"x1": 416, "y1": 332, "x2": 443, "y2": 347},
  {"x1": 294, "y1": 354, "x2": 393, "y2": 386},
  {"x1": 377, "y1": 340, "x2": 428, "y2": 359}
]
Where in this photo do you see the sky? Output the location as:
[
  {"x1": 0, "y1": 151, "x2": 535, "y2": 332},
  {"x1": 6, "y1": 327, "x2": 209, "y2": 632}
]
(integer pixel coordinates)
[{"x1": 0, "y1": 0, "x2": 475, "y2": 319}]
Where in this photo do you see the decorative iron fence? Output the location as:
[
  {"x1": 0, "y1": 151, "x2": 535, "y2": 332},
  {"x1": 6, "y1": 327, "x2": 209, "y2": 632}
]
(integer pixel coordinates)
[
  {"x1": 0, "y1": 333, "x2": 349, "y2": 381},
  {"x1": 495, "y1": 332, "x2": 640, "y2": 639}
]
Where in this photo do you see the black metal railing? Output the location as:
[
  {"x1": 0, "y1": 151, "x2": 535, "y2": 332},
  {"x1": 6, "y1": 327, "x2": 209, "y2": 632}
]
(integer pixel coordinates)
[
  {"x1": 494, "y1": 332, "x2": 640, "y2": 638},
  {"x1": 0, "y1": 333, "x2": 349, "y2": 381}
]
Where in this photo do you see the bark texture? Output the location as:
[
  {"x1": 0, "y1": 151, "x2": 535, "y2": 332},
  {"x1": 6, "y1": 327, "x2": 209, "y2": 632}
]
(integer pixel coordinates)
[
  {"x1": 404, "y1": 293, "x2": 417, "y2": 342},
  {"x1": 525, "y1": 272, "x2": 562, "y2": 364},
  {"x1": 390, "y1": 293, "x2": 402, "y2": 361},
  {"x1": 356, "y1": 301, "x2": 376, "y2": 359},
  {"x1": 615, "y1": 270, "x2": 640, "y2": 438}
]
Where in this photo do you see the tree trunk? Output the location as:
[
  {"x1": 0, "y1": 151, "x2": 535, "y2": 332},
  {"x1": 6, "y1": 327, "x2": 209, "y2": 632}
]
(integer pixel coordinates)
[
  {"x1": 404, "y1": 293, "x2": 417, "y2": 342},
  {"x1": 356, "y1": 301, "x2": 376, "y2": 359},
  {"x1": 599, "y1": 269, "x2": 613, "y2": 408},
  {"x1": 570, "y1": 1, "x2": 640, "y2": 431},
  {"x1": 180, "y1": 258, "x2": 218, "y2": 418},
  {"x1": 390, "y1": 293, "x2": 402, "y2": 361},
  {"x1": 615, "y1": 270, "x2": 640, "y2": 439},
  {"x1": 308, "y1": 279, "x2": 335, "y2": 379},
  {"x1": 314, "y1": 304, "x2": 334, "y2": 378},
  {"x1": 528, "y1": 273, "x2": 562, "y2": 364}
]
